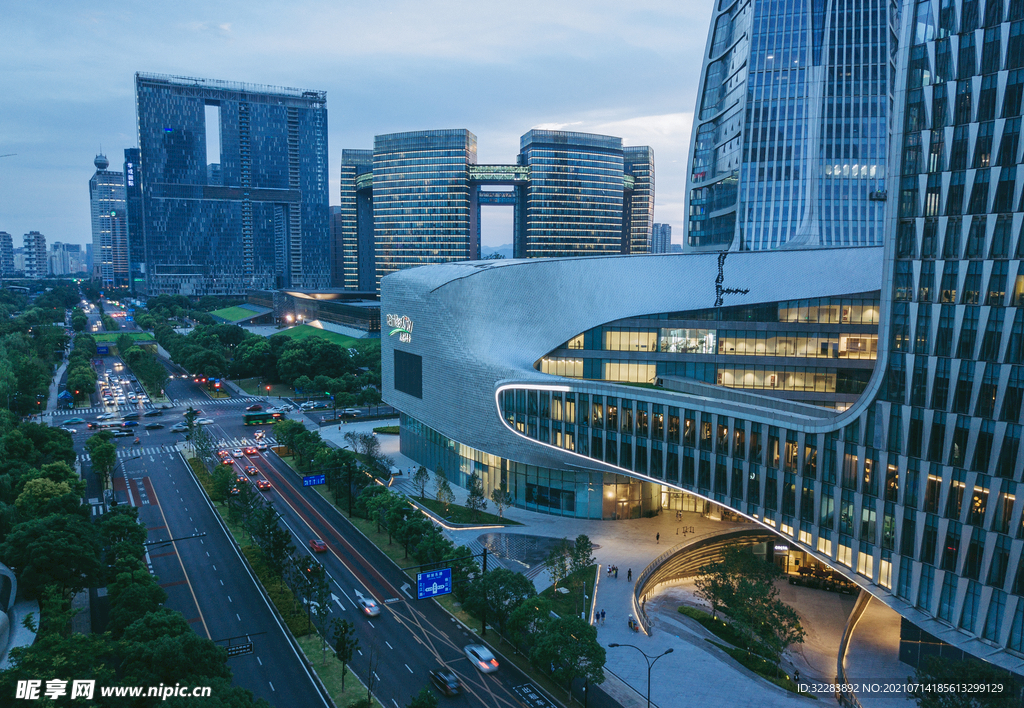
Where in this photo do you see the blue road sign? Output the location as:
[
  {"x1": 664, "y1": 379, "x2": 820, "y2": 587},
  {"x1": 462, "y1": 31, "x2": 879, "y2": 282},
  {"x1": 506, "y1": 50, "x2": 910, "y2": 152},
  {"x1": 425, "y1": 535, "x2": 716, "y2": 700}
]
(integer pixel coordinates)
[
  {"x1": 96, "y1": 346, "x2": 109, "y2": 355},
  {"x1": 416, "y1": 568, "x2": 453, "y2": 600},
  {"x1": 126, "y1": 317, "x2": 133, "y2": 322},
  {"x1": 302, "y1": 474, "x2": 326, "y2": 487}
]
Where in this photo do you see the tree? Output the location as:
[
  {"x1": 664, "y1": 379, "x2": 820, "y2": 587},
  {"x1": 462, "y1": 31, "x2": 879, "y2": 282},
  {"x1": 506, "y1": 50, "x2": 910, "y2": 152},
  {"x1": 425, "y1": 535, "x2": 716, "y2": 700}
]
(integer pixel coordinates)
[
  {"x1": 435, "y1": 475, "x2": 455, "y2": 516},
  {"x1": 531, "y1": 615, "x2": 606, "y2": 697},
  {"x1": 911, "y1": 656, "x2": 1018, "y2": 708},
  {"x1": 465, "y1": 471, "x2": 487, "y2": 520},
  {"x1": 490, "y1": 483, "x2": 513, "y2": 518},
  {"x1": 464, "y1": 567, "x2": 537, "y2": 637},
  {"x1": 413, "y1": 466, "x2": 431, "y2": 500},
  {"x1": 414, "y1": 526, "x2": 452, "y2": 570},
  {"x1": 544, "y1": 538, "x2": 571, "y2": 591},
  {"x1": 0, "y1": 513, "x2": 103, "y2": 600},
  {"x1": 90, "y1": 440, "x2": 117, "y2": 491},
  {"x1": 407, "y1": 687, "x2": 439, "y2": 708},
  {"x1": 15, "y1": 478, "x2": 81, "y2": 520},
  {"x1": 508, "y1": 597, "x2": 554, "y2": 652},
  {"x1": 106, "y1": 572, "x2": 169, "y2": 638},
  {"x1": 330, "y1": 618, "x2": 359, "y2": 689}
]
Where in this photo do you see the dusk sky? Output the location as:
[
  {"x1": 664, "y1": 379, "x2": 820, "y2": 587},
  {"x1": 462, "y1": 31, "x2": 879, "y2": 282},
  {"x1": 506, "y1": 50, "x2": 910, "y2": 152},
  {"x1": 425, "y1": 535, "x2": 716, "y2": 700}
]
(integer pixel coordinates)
[{"x1": 1, "y1": 1, "x2": 715, "y2": 250}]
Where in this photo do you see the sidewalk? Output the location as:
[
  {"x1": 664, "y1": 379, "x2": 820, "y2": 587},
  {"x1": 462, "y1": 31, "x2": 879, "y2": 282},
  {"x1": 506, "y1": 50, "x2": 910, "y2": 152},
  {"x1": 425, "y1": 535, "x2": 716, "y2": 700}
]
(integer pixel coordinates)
[{"x1": 45, "y1": 359, "x2": 69, "y2": 422}]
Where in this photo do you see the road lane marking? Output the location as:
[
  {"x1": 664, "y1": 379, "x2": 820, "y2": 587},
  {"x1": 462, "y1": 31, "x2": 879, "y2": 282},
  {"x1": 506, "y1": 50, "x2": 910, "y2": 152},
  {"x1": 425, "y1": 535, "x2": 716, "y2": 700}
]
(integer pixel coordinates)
[
  {"x1": 405, "y1": 664, "x2": 413, "y2": 674},
  {"x1": 385, "y1": 641, "x2": 393, "y2": 650}
]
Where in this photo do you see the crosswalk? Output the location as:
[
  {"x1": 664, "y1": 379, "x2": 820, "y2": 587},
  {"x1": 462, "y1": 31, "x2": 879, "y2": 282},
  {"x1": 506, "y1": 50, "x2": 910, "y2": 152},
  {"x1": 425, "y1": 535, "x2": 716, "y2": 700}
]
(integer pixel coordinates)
[
  {"x1": 77, "y1": 436, "x2": 278, "y2": 463},
  {"x1": 56, "y1": 396, "x2": 267, "y2": 417}
]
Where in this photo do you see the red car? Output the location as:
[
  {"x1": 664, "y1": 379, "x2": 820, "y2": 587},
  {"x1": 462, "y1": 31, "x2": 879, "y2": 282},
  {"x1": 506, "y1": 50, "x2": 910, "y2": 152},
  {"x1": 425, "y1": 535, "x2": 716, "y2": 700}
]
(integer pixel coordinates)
[
  {"x1": 256, "y1": 479, "x2": 272, "y2": 491},
  {"x1": 309, "y1": 539, "x2": 328, "y2": 553},
  {"x1": 246, "y1": 404, "x2": 263, "y2": 411}
]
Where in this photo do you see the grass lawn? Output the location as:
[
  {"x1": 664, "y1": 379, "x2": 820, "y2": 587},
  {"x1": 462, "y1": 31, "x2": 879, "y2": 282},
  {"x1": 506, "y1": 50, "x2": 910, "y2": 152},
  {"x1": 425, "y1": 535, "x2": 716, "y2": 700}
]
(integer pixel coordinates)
[
  {"x1": 705, "y1": 640, "x2": 813, "y2": 698},
  {"x1": 236, "y1": 378, "x2": 294, "y2": 398},
  {"x1": 92, "y1": 331, "x2": 154, "y2": 343},
  {"x1": 414, "y1": 496, "x2": 522, "y2": 526},
  {"x1": 210, "y1": 305, "x2": 262, "y2": 322},
  {"x1": 277, "y1": 324, "x2": 360, "y2": 347},
  {"x1": 372, "y1": 425, "x2": 399, "y2": 435},
  {"x1": 297, "y1": 635, "x2": 383, "y2": 708},
  {"x1": 678, "y1": 605, "x2": 761, "y2": 653},
  {"x1": 540, "y1": 564, "x2": 597, "y2": 620}
]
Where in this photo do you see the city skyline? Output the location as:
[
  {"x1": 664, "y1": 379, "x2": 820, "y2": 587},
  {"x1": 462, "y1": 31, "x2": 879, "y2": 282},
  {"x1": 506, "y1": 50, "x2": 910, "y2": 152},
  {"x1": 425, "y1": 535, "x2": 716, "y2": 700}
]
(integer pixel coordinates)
[{"x1": 0, "y1": 1, "x2": 713, "y2": 253}]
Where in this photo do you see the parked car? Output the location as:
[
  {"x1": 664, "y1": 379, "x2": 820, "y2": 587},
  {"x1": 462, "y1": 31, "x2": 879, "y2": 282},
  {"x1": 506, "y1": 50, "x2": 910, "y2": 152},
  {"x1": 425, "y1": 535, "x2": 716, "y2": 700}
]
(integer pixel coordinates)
[{"x1": 464, "y1": 645, "x2": 498, "y2": 673}]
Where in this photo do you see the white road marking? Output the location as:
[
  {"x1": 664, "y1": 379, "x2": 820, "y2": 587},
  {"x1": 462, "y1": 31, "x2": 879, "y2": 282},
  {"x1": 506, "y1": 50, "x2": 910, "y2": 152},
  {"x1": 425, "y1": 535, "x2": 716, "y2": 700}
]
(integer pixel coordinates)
[
  {"x1": 386, "y1": 641, "x2": 393, "y2": 650},
  {"x1": 268, "y1": 682, "x2": 275, "y2": 692},
  {"x1": 405, "y1": 664, "x2": 413, "y2": 674}
]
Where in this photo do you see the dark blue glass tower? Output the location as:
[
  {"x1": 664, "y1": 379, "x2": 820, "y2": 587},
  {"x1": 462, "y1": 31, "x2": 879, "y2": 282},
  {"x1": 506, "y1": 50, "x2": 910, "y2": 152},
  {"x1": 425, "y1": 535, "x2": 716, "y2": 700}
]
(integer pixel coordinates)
[{"x1": 134, "y1": 73, "x2": 329, "y2": 296}]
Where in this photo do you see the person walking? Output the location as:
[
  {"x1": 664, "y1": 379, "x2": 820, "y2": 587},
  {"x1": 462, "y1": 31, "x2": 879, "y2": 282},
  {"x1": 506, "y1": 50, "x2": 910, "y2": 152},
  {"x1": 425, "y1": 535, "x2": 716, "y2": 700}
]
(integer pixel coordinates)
[
  {"x1": 627, "y1": 568, "x2": 632, "y2": 582},
  {"x1": 656, "y1": 532, "x2": 660, "y2": 544},
  {"x1": 600, "y1": 609, "x2": 606, "y2": 624},
  {"x1": 615, "y1": 566, "x2": 618, "y2": 579}
]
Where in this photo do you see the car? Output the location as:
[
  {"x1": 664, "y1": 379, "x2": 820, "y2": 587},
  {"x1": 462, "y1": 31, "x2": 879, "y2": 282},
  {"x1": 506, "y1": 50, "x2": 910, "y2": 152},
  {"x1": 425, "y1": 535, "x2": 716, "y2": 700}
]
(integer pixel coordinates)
[
  {"x1": 357, "y1": 597, "x2": 380, "y2": 617},
  {"x1": 96, "y1": 413, "x2": 116, "y2": 420},
  {"x1": 218, "y1": 449, "x2": 230, "y2": 458},
  {"x1": 123, "y1": 412, "x2": 140, "y2": 420},
  {"x1": 235, "y1": 474, "x2": 249, "y2": 484},
  {"x1": 156, "y1": 402, "x2": 174, "y2": 409},
  {"x1": 299, "y1": 402, "x2": 316, "y2": 410},
  {"x1": 61, "y1": 428, "x2": 78, "y2": 434},
  {"x1": 343, "y1": 408, "x2": 361, "y2": 416},
  {"x1": 245, "y1": 404, "x2": 263, "y2": 411},
  {"x1": 221, "y1": 458, "x2": 235, "y2": 465},
  {"x1": 265, "y1": 407, "x2": 281, "y2": 414},
  {"x1": 113, "y1": 430, "x2": 133, "y2": 438},
  {"x1": 255, "y1": 441, "x2": 268, "y2": 451},
  {"x1": 309, "y1": 539, "x2": 328, "y2": 553},
  {"x1": 231, "y1": 449, "x2": 243, "y2": 458},
  {"x1": 243, "y1": 446, "x2": 258, "y2": 455},
  {"x1": 228, "y1": 486, "x2": 240, "y2": 496},
  {"x1": 429, "y1": 669, "x2": 462, "y2": 697},
  {"x1": 464, "y1": 645, "x2": 498, "y2": 673},
  {"x1": 196, "y1": 418, "x2": 214, "y2": 425},
  {"x1": 244, "y1": 465, "x2": 258, "y2": 476},
  {"x1": 256, "y1": 479, "x2": 271, "y2": 491},
  {"x1": 63, "y1": 417, "x2": 86, "y2": 425},
  {"x1": 138, "y1": 396, "x2": 150, "y2": 403},
  {"x1": 170, "y1": 424, "x2": 188, "y2": 433},
  {"x1": 143, "y1": 410, "x2": 162, "y2": 417},
  {"x1": 304, "y1": 556, "x2": 323, "y2": 575},
  {"x1": 121, "y1": 421, "x2": 139, "y2": 427},
  {"x1": 105, "y1": 369, "x2": 112, "y2": 375},
  {"x1": 144, "y1": 423, "x2": 164, "y2": 430}
]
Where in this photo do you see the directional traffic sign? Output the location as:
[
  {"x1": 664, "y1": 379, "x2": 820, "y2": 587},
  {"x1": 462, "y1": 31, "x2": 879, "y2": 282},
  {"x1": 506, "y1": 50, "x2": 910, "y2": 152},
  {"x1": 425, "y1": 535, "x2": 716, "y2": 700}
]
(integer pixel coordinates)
[
  {"x1": 302, "y1": 474, "x2": 326, "y2": 487},
  {"x1": 416, "y1": 568, "x2": 452, "y2": 600},
  {"x1": 225, "y1": 642, "x2": 253, "y2": 657}
]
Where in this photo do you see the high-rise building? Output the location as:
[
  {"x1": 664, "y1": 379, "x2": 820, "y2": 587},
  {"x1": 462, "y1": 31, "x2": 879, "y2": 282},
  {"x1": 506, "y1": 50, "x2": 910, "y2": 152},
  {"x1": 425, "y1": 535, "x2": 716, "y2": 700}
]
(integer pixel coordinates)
[
  {"x1": 0, "y1": 232, "x2": 13, "y2": 277},
  {"x1": 651, "y1": 223, "x2": 672, "y2": 254},
  {"x1": 685, "y1": 0, "x2": 895, "y2": 252},
  {"x1": 12, "y1": 248, "x2": 25, "y2": 274},
  {"x1": 372, "y1": 130, "x2": 479, "y2": 290},
  {"x1": 342, "y1": 129, "x2": 653, "y2": 289},
  {"x1": 623, "y1": 146, "x2": 655, "y2": 255},
  {"x1": 89, "y1": 154, "x2": 129, "y2": 288},
  {"x1": 382, "y1": 0, "x2": 1024, "y2": 676},
  {"x1": 339, "y1": 149, "x2": 374, "y2": 291},
  {"x1": 123, "y1": 148, "x2": 145, "y2": 291},
  {"x1": 22, "y1": 231, "x2": 46, "y2": 279},
  {"x1": 134, "y1": 72, "x2": 330, "y2": 296},
  {"x1": 48, "y1": 242, "x2": 84, "y2": 276}
]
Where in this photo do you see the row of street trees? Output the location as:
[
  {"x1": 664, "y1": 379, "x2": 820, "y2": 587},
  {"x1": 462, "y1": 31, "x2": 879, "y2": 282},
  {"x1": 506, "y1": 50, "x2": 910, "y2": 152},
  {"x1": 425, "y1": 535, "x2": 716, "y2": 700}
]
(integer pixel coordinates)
[
  {"x1": 116, "y1": 333, "x2": 168, "y2": 397},
  {"x1": 65, "y1": 333, "x2": 98, "y2": 404}
]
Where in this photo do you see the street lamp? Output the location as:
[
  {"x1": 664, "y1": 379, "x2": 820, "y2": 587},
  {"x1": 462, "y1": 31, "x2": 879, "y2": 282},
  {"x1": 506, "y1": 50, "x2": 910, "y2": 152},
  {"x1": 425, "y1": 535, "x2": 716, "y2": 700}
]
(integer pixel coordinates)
[{"x1": 607, "y1": 644, "x2": 673, "y2": 708}]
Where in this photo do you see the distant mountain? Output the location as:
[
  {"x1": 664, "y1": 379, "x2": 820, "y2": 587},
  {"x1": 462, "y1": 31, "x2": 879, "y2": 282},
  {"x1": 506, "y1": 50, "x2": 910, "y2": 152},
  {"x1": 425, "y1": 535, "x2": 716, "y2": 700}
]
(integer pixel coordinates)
[{"x1": 481, "y1": 243, "x2": 514, "y2": 260}]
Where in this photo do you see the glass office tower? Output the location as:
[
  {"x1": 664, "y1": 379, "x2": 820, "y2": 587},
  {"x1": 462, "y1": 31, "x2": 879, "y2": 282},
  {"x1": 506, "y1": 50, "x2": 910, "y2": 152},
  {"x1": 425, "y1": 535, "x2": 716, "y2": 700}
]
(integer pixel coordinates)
[
  {"x1": 339, "y1": 149, "x2": 374, "y2": 291},
  {"x1": 134, "y1": 73, "x2": 329, "y2": 296},
  {"x1": 686, "y1": 0, "x2": 896, "y2": 251},
  {"x1": 89, "y1": 154, "x2": 129, "y2": 288},
  {"x1": 623, "y1": 146, "x2": 655, "y2": 254},
  {"x1": 123, "y1": 148, "x2": 145, "y2": 292},
  {"x1": 516, "y1": 130, "x2": 625, "y2": 258},
  {"x1": 373, "y1": 130, "x2": 479, "y2": 290}
]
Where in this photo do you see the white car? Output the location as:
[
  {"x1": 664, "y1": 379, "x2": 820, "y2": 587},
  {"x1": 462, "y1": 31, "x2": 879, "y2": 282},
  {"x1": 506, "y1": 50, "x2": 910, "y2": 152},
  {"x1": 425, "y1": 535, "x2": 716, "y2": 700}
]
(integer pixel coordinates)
[
  {"x1": 357, "y1": 597, "x2": 380, "y2": 617},
  {"x1": 343, "y1": 408, "x2": 361, "y2": 415},
  {"x1": 96, "y1": 413, "x2": 116, "y2": 420},
  {"x1": 464, "y1": 645, "x2": 499, "y2": 673},
  {"x1": 265, "y1": 407, "x2": 281, "y2": 414},
  {"x1": 196, "y1": 418, "x2": 214, "y2": 425},
  {"x1": 279, "y1": 404, "x2": 294, "y2": 412},
  {"x1": 232, "y1": 449, "x2": 243, "y2": 458},
  {"x1": 299, "y1": 402, "x2": 316, "y2": 410},
  {"x1": 255, "y1": 441, "x2": 268, "y2": 451}
]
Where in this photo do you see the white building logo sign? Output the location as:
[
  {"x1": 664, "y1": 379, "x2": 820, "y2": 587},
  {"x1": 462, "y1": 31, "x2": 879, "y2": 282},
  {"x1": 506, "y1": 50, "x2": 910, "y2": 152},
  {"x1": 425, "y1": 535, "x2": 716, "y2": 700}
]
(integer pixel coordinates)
[{"x1": 387, "y1": 314, "x2": 413, "y2": 343}]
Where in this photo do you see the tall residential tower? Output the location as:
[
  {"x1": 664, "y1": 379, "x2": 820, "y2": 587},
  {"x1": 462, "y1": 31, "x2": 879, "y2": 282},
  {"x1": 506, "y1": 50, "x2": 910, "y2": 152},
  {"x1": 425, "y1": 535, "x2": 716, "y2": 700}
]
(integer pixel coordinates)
[
  {"x1": 134, "y1": 73, "x2": 330, "y2": 296},
  {"x1": 89, "y1": 154, "x2": 129, "y2": 288},
  {"x1": 685, "y1": 0, "x2": 896, "y2": 251}
]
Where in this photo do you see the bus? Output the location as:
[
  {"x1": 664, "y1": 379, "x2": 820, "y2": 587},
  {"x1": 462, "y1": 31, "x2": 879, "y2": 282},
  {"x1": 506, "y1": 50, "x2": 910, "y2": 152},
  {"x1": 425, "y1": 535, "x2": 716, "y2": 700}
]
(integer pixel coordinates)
[{"x1": 244, "y1": 412, "x2": 282, "y2": 425}]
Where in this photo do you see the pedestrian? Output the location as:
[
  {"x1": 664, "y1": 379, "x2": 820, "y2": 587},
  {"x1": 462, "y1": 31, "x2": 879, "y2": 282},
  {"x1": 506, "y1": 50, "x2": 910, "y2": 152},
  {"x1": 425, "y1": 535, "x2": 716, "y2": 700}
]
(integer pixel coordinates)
[
  {"x1": 656, "y1": 532, "x2": 660, "y2": 544},
  {"x1": 601, "y1": 609, "x2": 606, "y2": 624},
  {"x1": 794, "y1": 670, "x2": 800, "y2": 683},
  {"x1": 607, "y1": 565, "x2": 611, "y2": 578},
  {"x1": 615, "y1": 566, "x2": 618, "y2": 579},
  {"x1": 627, "y1": 568, "x2": 632, "y2": 582}
]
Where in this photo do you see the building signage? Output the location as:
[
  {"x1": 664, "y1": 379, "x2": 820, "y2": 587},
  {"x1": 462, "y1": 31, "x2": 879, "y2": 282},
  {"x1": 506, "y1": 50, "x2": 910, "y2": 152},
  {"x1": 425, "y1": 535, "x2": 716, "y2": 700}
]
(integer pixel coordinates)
[
  {"x1": 386, "y1": 314, "x2": 413, "y2": 343},
  {"x1": 416, "y1": 568, "x2": 452, "y2": 599},
  {"x1": 126, "y1": 162, "x2": 135, "y2": 187}
]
